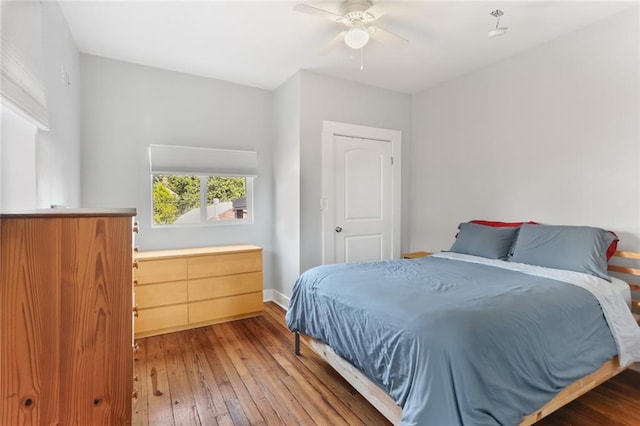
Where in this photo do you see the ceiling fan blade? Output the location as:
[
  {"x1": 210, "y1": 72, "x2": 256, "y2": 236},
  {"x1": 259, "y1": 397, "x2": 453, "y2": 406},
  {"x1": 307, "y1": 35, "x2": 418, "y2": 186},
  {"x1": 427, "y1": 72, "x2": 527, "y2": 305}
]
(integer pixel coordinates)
[
  {"x1": 318, "y1": 31, "x2": 347, "y2": 56},
  {"x1": 293, "y1": 3, "x2": 343, "y2": 21},
  {"x1": 364, "y1": 3, "x2": 385, "y2": 21},
  {"x1": 369, "y1": 26, "x2": 408, "y2": 48}
]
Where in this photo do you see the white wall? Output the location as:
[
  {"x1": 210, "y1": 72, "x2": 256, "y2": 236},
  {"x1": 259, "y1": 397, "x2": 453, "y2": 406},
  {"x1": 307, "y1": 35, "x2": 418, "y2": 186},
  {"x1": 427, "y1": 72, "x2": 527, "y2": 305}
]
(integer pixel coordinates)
[
  {"x1": 410, "y1": 8, "x2": 640, "y2": 253},
  {"x1": 0, "y1": 1, "x2": 81, "y2": 210},
  {"x1": 298, "y1": 71, "x2": 412, "y2": 275},
  {"x1": 38, "y1": 0, "x2": 81, "y2": 207},
  {"x1": 0, "y1": 106, "x2": 37, "y2": 210},
  {"x1": 272, "y1": 73, "x2": 301, "y2": 299},
  {"x1": 80, "y1": 54, "x2": 274, "y2": 289}
]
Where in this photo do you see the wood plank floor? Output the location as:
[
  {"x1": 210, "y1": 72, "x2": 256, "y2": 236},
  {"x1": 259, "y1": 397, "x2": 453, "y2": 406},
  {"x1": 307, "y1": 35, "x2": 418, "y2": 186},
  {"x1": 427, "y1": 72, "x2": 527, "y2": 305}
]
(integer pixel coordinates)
[{"x1": 133, "y1": 302, "x2": 640, "y2": 425}]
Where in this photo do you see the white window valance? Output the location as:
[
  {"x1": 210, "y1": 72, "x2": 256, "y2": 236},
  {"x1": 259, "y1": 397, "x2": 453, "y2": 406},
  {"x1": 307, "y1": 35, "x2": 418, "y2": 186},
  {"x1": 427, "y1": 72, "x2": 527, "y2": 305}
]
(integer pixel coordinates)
[
  {"x1": 0, "y1": 0, "x2": 49, "y2": 130},
  {"x1": 149, "y1": 145, "x2": 258, "y2": 177}
]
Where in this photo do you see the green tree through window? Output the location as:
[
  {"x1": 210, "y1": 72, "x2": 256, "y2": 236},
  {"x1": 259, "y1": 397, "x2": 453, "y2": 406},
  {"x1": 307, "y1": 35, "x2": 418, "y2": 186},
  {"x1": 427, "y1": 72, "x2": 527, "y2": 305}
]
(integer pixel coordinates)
[
  {"x1": 207, "y1": 177, "x2": 245, "y2": 204},
  {"x1": 153, "y1": 174, "x2": 248, "y2": 225},
  {"x1": 152, "y1": 180, "x2": 179, "y2": 224}
]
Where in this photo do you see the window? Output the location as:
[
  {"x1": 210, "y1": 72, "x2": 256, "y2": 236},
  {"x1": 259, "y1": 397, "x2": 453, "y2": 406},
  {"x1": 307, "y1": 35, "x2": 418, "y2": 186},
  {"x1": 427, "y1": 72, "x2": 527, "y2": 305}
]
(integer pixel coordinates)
[
  {"x1": 149, "y1": 145, "x2": 257, "y2": 227},
  {"x1": 152, "y1": 175, "x2": 252, "y2": 225}
]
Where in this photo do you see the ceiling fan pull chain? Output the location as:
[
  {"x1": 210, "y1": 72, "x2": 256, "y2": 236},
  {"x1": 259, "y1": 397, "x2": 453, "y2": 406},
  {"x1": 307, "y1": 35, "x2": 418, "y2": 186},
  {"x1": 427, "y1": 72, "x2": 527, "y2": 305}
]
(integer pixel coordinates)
[{"x1": 360, "y1": 47, "x2": 364, "y2": 71}]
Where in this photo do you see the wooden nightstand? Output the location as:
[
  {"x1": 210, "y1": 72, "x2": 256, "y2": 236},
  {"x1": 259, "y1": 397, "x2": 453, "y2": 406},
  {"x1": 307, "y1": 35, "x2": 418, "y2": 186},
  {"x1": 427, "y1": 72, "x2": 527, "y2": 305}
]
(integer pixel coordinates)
[{"x1": 402, "y1": 251, "x2": 433, "y2": 259}]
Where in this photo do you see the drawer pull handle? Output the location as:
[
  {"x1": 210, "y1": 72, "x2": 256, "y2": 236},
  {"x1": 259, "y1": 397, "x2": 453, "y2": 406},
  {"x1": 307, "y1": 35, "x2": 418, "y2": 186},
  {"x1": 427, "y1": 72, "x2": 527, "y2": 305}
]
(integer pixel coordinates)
[
  {"x1": 133, "y1": 222, "x2": 140, "y2": 234},
  {"x1": 133, "y1": 375, "x2": 139, "y2": 382},
  {"x1": 133, "y1": 342, "x2": 140, "y2": 353},
  {"x1": 132, "y1": 391, "x2": 138, "y2": 400},
  {"x1": 132, "y1": 261, "x2": 139, "y2": 269},
  {"x1": 134, "y1": 247, "x2": 139, "y2": 253},
  {"x1": 133, "y1": 279, "x2": 138, "y2": 286},
  {"x1": 132, "y1": 305, "x2": 139, "y2": 318}
]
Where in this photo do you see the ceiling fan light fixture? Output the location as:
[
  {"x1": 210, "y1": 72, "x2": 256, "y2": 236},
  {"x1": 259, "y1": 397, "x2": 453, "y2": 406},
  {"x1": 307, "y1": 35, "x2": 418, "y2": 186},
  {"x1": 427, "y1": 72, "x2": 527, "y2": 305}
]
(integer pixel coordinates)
[{"x1": 344, "y1": 25, "x2": 370, "y2": 49}]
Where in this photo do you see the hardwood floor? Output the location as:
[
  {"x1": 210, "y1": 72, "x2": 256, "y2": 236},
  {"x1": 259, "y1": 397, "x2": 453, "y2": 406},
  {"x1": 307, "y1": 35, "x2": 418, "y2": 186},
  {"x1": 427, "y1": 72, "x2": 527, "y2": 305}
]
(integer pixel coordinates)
[{"x1": 133, "y1": 302, "x2": 640, "y2": 425}]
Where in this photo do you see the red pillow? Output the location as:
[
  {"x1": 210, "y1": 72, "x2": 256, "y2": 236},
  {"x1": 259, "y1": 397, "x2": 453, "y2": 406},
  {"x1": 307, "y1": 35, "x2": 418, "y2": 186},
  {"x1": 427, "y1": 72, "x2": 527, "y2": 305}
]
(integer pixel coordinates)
[
  {"x1": 454, "y1": 220, "x2": 537, "y2": 239},
  {"x1": 606, "y1": 231, "x2": 618, "y2": 261},
  {"x1": 470, "y1": 220, "x2": 538, "y2": 228}
]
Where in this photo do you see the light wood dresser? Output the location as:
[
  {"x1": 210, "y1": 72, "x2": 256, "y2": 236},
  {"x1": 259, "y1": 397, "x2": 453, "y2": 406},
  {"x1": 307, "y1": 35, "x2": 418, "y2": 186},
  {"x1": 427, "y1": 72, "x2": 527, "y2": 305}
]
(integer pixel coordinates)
[
  {"x1": 134, "y1": 244, "x2": 263, "y2": 337},
  {"x1": 0, "y1": 208, "x2": 137, "y2": 425}
]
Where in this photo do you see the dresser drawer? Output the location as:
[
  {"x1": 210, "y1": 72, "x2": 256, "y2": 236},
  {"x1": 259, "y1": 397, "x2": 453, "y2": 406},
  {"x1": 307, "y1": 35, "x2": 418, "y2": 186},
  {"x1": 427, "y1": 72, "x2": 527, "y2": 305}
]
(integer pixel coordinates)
[
  {"x1": 136, "y1": 281, "x2": 187, "y2": 308},
  {"x1": 188, "y1": 251, "x2": 262, "y2": 279},
  {"x1": 188, "y1": 272, "x2": 262, "y2": 302},
  {"x1": 189, "y1": 292, "x2": 263, "y2": 324},
  {"x1": 136, "y1": 304, "x2": 188, "y2": 334},
  {"x1": 136, "y1": 258, "x2": 187, "y2": 284}
]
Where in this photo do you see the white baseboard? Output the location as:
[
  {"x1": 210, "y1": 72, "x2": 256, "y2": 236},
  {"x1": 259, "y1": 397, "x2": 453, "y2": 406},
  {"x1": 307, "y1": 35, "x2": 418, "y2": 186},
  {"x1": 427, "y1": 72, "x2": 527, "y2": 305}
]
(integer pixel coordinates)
[
  {"x1": 630, "y1": 363, "x2": 640, "y2": 373},
  {"x1": 263, "y1": 289, "x2": 290, "y2": 310}
]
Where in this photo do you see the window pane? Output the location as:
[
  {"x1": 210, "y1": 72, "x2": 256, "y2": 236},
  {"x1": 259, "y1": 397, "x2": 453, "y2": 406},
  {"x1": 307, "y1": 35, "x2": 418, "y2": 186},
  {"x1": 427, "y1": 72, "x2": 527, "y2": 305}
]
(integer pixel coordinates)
[
  {"x1": 206, "y1": 176, "x2": 247, "y2": 221},
  {"x1": 153, "y1": 174, "x2": 201, "y2": 225}
]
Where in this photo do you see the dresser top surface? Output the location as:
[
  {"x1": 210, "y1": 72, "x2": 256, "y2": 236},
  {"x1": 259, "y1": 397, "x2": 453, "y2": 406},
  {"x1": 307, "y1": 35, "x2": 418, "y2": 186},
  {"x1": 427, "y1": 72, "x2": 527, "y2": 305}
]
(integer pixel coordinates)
[
  {"x1": 137, "y1": 244, "x2": 262, "y2": 260},
  {"x1": 0, "y1": 208, "x2": 137, "y2": 218}
]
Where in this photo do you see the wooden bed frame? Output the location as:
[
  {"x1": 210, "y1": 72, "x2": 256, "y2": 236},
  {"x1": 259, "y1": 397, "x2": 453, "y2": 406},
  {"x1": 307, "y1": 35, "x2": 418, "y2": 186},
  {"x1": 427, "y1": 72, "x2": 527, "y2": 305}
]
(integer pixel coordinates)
[{"x1": 293, "y1": 250, "x2": 640, "y2": 425}]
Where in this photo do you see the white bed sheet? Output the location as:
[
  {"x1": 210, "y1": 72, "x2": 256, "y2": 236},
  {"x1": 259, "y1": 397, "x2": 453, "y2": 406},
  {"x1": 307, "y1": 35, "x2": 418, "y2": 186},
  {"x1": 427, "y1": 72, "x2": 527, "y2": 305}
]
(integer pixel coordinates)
[{"x1": 610, "y1": 276, "x2": 632, "y2": 307}]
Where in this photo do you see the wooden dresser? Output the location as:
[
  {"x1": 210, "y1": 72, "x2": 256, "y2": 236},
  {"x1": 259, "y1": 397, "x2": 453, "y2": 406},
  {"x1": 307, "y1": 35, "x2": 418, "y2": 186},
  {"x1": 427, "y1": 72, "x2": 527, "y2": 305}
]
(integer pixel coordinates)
[
  {"x1": 134, "y1": 244, "x2": 263, "y2": 337},
  {"x1": 0, "y1": 208, "x2": 137, "y2": 425}
]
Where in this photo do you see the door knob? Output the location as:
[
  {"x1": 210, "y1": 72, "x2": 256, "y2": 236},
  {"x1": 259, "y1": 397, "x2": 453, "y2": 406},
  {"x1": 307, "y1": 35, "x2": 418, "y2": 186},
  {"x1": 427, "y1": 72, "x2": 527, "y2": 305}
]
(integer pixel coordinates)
[{"x1": 335, "y1": 226, "x2": 342, "y2": 233}]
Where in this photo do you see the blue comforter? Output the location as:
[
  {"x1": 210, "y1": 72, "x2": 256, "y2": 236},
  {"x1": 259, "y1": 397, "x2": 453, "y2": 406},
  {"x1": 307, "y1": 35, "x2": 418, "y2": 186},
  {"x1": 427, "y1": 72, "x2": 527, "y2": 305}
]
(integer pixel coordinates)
[{"x1": 285, "y1": 256, "x2": 617, "y2": 425}]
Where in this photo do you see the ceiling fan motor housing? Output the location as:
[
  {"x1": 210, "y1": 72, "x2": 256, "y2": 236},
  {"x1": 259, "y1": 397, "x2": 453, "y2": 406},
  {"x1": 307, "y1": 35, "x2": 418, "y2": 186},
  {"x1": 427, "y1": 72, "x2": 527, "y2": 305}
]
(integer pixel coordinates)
[
  {"x1": 340, "y1": 0, "x2": 374, "y2": 18},
  {"x1": 342, "y1": 11, "x2": 375, "y2": 26}
]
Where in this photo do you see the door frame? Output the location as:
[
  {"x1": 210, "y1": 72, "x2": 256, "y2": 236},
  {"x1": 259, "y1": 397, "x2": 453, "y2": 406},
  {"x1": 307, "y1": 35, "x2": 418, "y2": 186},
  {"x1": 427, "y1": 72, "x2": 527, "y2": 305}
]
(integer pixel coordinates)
[{"x1": 321, "y1": 120, "x2": 402, "y2": 264}]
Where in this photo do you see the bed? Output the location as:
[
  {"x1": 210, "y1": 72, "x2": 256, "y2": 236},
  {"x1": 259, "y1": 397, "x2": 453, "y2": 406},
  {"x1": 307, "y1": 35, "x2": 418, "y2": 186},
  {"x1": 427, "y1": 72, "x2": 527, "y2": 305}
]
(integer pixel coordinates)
[{"x1": 286, "y1": 223, "x2": 640, "y2": 425}]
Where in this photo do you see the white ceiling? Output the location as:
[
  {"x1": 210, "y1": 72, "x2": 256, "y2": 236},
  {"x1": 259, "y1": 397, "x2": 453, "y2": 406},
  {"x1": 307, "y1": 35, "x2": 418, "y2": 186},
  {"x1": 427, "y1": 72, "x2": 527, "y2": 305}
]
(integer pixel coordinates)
[{"x1": 58, "y1": 1, "x2": 636, "y2": 94}]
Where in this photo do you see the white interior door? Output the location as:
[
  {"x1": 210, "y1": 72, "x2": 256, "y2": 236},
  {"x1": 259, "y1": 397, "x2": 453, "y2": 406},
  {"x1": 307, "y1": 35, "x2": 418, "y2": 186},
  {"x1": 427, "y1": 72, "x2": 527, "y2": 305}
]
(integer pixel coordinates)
[
  {"x1": 335, "y1": 136, "x2": 391, "y2": 262},
  {"x1": 322, "y1": 121, "x2": 401, "y2": 264}
]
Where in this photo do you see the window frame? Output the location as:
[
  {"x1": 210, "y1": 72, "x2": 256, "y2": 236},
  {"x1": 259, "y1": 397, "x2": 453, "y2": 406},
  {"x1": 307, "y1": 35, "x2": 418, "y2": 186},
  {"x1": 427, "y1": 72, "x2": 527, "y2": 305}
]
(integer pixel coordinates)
[{"x1": 150, "y1": 173, "x2": 254, "y2": 228}]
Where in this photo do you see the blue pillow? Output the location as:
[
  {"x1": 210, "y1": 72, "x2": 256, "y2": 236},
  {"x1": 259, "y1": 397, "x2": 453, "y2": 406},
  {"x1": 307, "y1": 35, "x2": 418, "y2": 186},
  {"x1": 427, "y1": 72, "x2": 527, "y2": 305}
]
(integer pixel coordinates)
[
  {"x1": 449, "y1": 222, "x2": 519, "y2": 260},
  {"x1": 508, "y1": 224, "x2": 616, "y2": 281}
]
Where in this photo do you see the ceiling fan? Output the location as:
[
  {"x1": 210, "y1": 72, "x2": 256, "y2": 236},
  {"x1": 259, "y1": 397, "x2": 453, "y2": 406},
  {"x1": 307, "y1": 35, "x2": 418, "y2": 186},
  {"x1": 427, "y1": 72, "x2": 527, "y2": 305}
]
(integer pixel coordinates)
[{"x1": 293, "y1": 0, "x2": 408, "y2": 55}]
